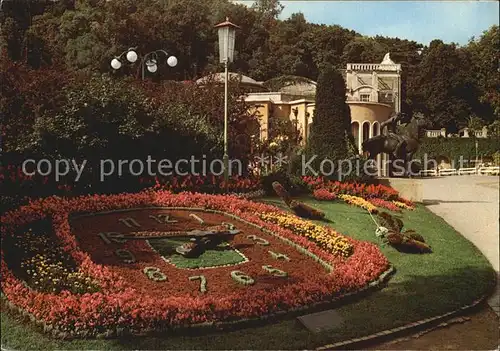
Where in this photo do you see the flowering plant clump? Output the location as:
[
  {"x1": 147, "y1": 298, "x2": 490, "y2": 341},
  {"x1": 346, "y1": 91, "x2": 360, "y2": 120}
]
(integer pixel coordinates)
[
  {"x1": 1, "y1": 191, "x2": 389, "y2": 338},
  {"x1": 259, "y1": 212, "x2": 353, "y2": 258},
  {"x1": 10, "y1": 228, "x2": 100, "y2": 295},
  {"x1": 303, "y1": 176, "x2": 414, "y2": 207},
  {"x1": 0, "y1": 165, "x2": 263, "y2": 199},
  {"x1": 339, "y1": 194, "x2": 378, "y2": 214},
  {"x1": 272, "y1": 181, "x2": 292, "y2": 205},
  {"x1": 367, "y1": 198, "x2": 402, "y2": 212},
  {"x1": 149, "y1": 175, "x2": 262, "y2": 194},
  {"x1": 289, "y1": 200, "x2": 325, "y2": 220},
  {"x1": 313, "y1": 188, "x2": 337, "y2": 201},
  {"x1": 392, "y1": 200, "x2": 415, "y2": 210},
  {"x1": 234, "y1": 189, "x2": 266, "y2": 199}
]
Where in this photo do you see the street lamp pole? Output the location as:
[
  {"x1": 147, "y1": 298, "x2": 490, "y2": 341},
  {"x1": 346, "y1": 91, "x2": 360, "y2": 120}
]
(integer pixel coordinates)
[
  {"x1": 223, "y1": 57, "x2": 229, "y2": 191},
  {"x1": 215, "y1": 18, "x2": 240, "y2": 193}
]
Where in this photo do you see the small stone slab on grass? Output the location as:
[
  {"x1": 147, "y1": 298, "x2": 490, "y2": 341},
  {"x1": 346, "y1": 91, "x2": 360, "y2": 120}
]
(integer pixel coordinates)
[{"x1": 297, "y1": 309, "x2": 344, "y2": 333}]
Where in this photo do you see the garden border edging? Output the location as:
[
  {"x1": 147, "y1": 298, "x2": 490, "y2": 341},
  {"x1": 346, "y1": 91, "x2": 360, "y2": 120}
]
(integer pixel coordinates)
[{"x1": 316, "y1": 288, "x2": 495, "y2": 350}]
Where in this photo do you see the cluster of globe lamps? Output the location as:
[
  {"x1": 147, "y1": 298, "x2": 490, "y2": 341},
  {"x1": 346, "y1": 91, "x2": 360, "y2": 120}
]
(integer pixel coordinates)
[
  {"x1": 110, "y1": 18, "x2": 238, "y2": 191},
  {"x1": 110, "y1": 48, "x2": 178, "y2": 76}
]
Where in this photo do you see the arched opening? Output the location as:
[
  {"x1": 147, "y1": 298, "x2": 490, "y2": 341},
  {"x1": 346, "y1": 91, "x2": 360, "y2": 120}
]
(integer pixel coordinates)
[
  {"x1": 371, "y1": 122, "x2": 382, "y2": 175},
  {"x1": 372, "y1": 122, "x2": 380, "y2": 136},
  {"x1": 362, "y1": 122, "x2": 370, "y2": 142},
  {"x1": 362, "y1": 122, "x2": 371, "y2": 157},
  {"x1": 351, "y1": 121, "x2": 360, "y2": 153}
]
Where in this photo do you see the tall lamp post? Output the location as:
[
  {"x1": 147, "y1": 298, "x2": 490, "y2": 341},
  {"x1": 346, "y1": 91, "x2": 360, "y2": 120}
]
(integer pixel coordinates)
[
  {"x1": 215, "y1": 18, "x2": 240, "y2": 192},
  {"x1": 111, "y1": 47, "x2": 178, "y2": 80}
]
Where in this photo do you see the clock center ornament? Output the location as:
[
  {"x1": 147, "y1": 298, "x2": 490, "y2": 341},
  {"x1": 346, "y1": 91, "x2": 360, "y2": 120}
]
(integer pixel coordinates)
[{"x1": 0, "y1": 191, "x2": 392, "y2": 339}]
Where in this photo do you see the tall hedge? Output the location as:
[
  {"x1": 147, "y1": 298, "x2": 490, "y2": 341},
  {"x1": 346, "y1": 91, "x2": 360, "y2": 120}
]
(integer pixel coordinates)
[
  {"x1": 308, "y1": 66, "x2": 351, "y2": 168},
  {"x1": 415, "y1": 137, "x2": 499, "y2": 166}
]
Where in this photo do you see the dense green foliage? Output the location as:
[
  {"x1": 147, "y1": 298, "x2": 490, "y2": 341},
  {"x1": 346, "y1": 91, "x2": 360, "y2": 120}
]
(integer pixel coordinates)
[
  {"x1": 416, "y1": 137, "x2": 500, "y2": 166},
  {"x1": 1, "y1": 1, "x2": 497, "y2": 133},
  {"x1": 307, "y1": 66, "x2": 351, "y2": 175}
]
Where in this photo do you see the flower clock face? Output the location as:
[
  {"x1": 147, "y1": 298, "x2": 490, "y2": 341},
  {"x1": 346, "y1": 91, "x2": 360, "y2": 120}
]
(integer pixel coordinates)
[
  {"x1": 0, "y1": 191, "x2": 390, "y2": 338},
  {"x1": 71, "y1": 208, "x2": 331, "y2": 296}
]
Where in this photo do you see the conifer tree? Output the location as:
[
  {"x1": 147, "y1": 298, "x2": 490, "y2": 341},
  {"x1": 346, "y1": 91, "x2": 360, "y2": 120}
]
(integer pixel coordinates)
[{"x1": 308, "y1": 66, "x2": 352, "y2": 170}]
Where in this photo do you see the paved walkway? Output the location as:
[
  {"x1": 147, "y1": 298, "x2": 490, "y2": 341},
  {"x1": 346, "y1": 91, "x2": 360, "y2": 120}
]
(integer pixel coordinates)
[{"x1": 421, "y1": 175, "x2": 499, "y2": 315}]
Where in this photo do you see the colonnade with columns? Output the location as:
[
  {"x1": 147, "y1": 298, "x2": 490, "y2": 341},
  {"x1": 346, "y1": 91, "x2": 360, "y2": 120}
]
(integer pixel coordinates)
[{"x1": 351, "y1": 121, "x2": 388, "y2": 176}]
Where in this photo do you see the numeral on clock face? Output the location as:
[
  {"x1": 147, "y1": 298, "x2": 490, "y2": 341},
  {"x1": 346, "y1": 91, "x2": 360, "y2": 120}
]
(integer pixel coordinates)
[
  {"x1": 262, "y1": 265, "x2": 287, "y2": 277},
  {"x1": 246, "y1": 235, "x2": 270, "y2": 246},
  {"x1": 189, "y1": 275, "x2": 207, "y2": 293},
  {"x1": 98, "y1": 232, "x2": 127, "y2": 244},
  {"x1": 149, "y1": 214, "x2": 178, "y2": 224},
  {"x1": 189, "y1": 213, "x2": 204, "y2": 224},
  {"x1": 143, "y1": 267, "x2": 167, "y2": 282},
  {"x1": 115, "y1": 249, "x2": 136, "y2": 263},
  {"x1": 231, "y1": 270, "x2": 255, "y2": 285},
  {"x1": 118, "y1": 217, "x2": 141, "y2": 228},
  {"x1": 268, "y1": 250, "x2": 291, "y2": 261}
]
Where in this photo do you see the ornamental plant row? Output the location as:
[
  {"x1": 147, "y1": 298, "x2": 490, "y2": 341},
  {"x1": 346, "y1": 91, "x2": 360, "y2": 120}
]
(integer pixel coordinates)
[
  {"x1": 1, "y1": 191, "x2": 389, "y2": 337},
  {"x1": 303, "y1": 176, "x2": 414, "y2": 207}
]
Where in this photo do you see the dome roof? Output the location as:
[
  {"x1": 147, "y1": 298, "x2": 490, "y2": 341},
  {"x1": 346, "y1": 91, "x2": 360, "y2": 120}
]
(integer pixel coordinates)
[
  {"x1": 263, "y1": 75, "x2": 317, "y2": 96},
  {"x1": 196, "y1": 72, "x2": 265, "y2": 88}
]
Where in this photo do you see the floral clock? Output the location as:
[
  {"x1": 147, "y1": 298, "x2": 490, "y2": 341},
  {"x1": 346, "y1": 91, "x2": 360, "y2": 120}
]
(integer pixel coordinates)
[{"x1": 1, "y1": 191, "x2": 391, "y2": 338}]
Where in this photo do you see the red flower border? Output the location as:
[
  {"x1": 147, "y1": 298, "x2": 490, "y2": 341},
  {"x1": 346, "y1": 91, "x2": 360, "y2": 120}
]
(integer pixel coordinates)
[
  {"x1": 1, "y1": 191, "x2": 390, "y2": 337},
  {"x1": 304, "y1": 176, "x2": 415, "y2": 207}
]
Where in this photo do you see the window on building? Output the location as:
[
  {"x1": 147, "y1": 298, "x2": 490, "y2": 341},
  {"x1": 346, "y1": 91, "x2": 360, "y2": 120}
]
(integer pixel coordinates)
[
  {"x1": 379, "y1": 92, "x2": 393, "y2": 103},
  {"x1": 360, "y1": 94, "x2": 370, "y2": 102}
]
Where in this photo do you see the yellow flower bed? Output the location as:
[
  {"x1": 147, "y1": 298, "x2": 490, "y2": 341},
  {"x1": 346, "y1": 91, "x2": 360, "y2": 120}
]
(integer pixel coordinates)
[
  {"x1": 22, "y1": 254, "x2": 99, "y2": 294},
  {"x1": 339, "y1": 194, "x2": 378, "y2": 213},
  {"x1": 392, "y1": 201, "x2": 414, "y2": 210},
  {"x1": 259, "y1": 212, "x2": 353, "y2": 258}
]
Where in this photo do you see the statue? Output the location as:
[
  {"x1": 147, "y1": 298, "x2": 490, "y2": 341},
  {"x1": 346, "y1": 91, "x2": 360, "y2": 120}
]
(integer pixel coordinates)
[
  {"x1": 381, "y1": 53, "x2": 395, "y2": 65},
  {"x1": 379, "y1": 111, "x2": 412, "y2": 157},
  {"x1": 362, "y1": 113, "x2": 429, "y2": 177}
]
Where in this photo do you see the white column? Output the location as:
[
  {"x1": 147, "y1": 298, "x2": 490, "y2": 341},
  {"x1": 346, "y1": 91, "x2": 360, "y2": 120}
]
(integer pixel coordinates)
[
  {"x1": 372, "y1": 71, "x2": 378, "y2": 102},
  {"x1": 358, "y1": 127, "x2": 362, "y2": 154}
]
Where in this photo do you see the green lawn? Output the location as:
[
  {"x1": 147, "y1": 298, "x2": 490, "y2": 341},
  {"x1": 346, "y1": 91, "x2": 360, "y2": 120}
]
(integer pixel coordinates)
[
  {"x1": 148, "y1": 238, "x2": 247, "y2": 269},
  {"x1": 1, "y1": 197, "x2": 496, "y2": 350}
]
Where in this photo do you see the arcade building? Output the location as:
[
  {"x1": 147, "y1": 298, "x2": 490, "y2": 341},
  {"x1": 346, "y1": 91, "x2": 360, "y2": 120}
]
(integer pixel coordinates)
[{"x1": 196, "y1": 53, "x2": 402, "y2": 175}]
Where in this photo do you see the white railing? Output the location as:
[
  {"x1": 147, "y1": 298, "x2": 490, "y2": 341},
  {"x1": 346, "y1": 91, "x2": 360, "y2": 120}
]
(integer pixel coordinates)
[
  {"x1": 438, "y1": 168, "x2": 457, "y2": 176},
  {"x1": 419, "y1": 166, "x2": 499, "y2": 177},
  {"x1": 347, "y1": 63, "x2": 401, "y2": 71},
  {"x1": 458, "y1": 168, "x2": 477, "y2": 175},
  {"x1": 419, "y1": 169, "x2": 437, "y2": 177},
  {"x1": 478, "y1": 166, "x2": 500, "y2": 175},
  {"x1": 426, "y1": 130, "x2": 443, "y2": 138}
]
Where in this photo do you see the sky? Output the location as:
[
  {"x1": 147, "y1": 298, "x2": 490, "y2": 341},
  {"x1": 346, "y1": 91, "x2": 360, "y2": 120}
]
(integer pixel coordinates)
[{"x1": 236, "y1": 1, "x2": 499, "y2": 45}]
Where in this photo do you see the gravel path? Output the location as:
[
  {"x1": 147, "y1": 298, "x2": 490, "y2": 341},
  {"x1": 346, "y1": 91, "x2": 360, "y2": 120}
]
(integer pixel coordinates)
[
  {"x1": 421, "y1": 175, "x2": 499, "y2": 271},
  {"x1": 421, "y1": 175, "x2": 499, "y2": 316},
  {"x1": 368, "y1": 175, "x2": 499, "y2": 350}
]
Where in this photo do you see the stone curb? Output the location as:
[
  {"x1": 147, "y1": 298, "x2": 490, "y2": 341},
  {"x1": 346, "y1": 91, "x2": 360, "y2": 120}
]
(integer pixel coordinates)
[{"x1": 316, "y1": 292, "x2": 492, "y2": 350}]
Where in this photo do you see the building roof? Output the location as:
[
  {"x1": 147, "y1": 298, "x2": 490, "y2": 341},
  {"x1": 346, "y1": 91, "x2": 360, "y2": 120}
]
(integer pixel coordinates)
[{"x1": 196, "y1": 72, "x2": 265, "y2": 89}]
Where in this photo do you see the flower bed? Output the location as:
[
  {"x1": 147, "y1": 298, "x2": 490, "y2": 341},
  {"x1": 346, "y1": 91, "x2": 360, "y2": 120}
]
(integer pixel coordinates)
[
  {"x1": 0, "y1": 165, "x2": 262, "y2": 198},
  {"x1": 1, "y1": 191, "x2": 390, "y2": 338},
  {"x1": 367, "y1": 198, "x2": 402, "y2": 213},
  {"x1": 313, "y1": 188, "x2": 337, "y2": 201},
  {"x1": 339, "y1": 194, "x2": 378, "y2": 214},
  {"x1": 304, "y1": 176, "x2": 414, "y2": 206},
  {"x1": 259, "y1": 212, "x2": 352, "y2": 257}
]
